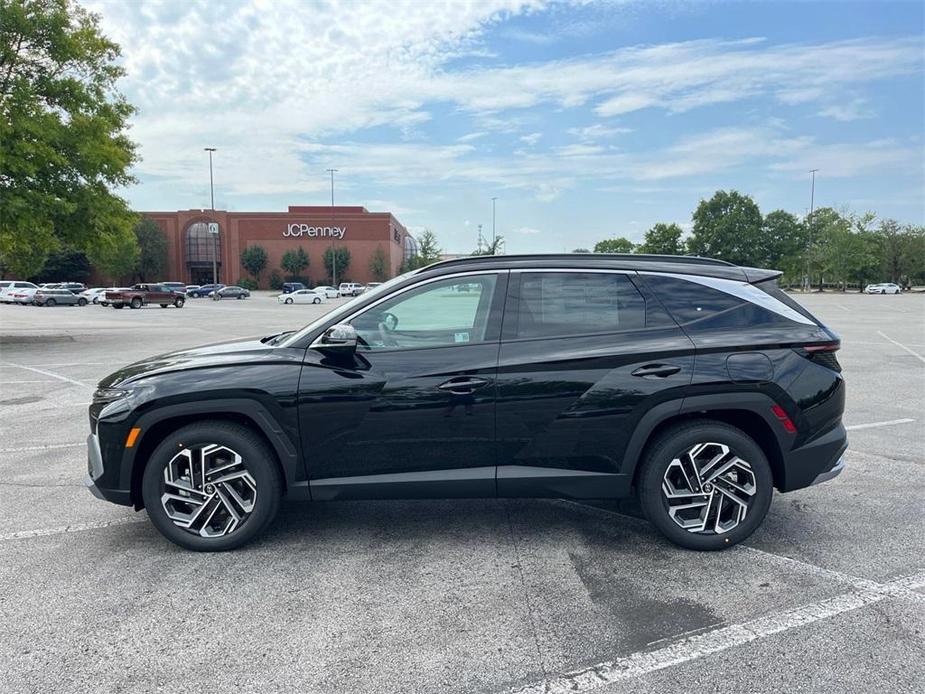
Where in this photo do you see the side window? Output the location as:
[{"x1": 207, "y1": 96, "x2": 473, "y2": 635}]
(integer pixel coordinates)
[
  {"x1": 351, "y1": 274, "x2": 498, "y2": 351},
  {"x1": 648, "y1": 276, "x2": 798, "y2": 331},
  {"x1": 512, "y1": 272, "x2": 645, "y2": 339}
]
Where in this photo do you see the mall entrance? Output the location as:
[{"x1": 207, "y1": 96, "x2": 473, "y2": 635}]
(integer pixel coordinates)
[{"x1": 185, "y1": 221, "x2": 221, "y2": 285}]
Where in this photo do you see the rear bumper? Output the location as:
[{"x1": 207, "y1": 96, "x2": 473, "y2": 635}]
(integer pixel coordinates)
[
  {"x1": 779, "y1": 422, "x2": 848, "y2": 492},
  {"x1": 85, "y1": 433, "x2": 132, "y2": 506}
]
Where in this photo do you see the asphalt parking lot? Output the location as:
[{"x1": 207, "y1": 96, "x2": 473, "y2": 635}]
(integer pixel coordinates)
[{"x1": 1, "y1": 291, "x2": 923, "y2": 693}]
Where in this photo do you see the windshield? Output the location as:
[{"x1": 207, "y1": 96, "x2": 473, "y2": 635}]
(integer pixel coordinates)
[{"x1": 278, "y1": 270, "x2": 417, "y2": 347}]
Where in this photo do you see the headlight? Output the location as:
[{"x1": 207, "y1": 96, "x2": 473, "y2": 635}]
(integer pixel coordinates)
[{"x1": 92, "y1": 387, "x2": 132, "y2": 404}]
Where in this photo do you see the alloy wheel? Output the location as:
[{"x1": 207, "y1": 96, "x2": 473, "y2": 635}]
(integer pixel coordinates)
[
  {"x1": 661, "y1": 442, "x2": 756, "y2": 534},
  {"x1": 160, "y1": 444, "x2": 257, "y2": 537}
]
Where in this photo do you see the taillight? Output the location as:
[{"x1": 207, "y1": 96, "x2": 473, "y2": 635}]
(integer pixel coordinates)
[
  {"x1": 795, "y1": 341, "x2": 842, "y2": 372},
  {"x1": 771, "y1": 404, "x2": 797, "y2": 433}
]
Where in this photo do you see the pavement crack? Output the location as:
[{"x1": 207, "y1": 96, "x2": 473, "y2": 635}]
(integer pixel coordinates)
[{"x1": 505, "y1": 500, "x2": 548, "y2": 683}]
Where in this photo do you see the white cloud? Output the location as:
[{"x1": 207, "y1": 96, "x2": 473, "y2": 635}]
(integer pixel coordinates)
[
  {"x1": 817, "y1": 98, "x2": 874, "y2": 122},
  {"x1": 517, "y1": 226, "x2": 542, "y2": 234},
  {"x1": 567, "y1": 124, "x2": 633, "y2": 140},
  {"x1": 520, "y1": 132, "x2": 543, "y2": 146}
]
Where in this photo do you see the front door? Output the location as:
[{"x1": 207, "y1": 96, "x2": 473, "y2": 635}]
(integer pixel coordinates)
[{"x1": 298, "y1": 271, "x2": 508, "y2": 500}]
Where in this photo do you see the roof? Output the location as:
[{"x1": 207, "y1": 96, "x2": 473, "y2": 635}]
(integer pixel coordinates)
[{"x1": 421, "y1": 253, "x2": 780, "y2": 283}]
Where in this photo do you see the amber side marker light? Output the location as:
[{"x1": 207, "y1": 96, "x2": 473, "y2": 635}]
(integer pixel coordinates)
[{"x1": 125, "y1": 427, "x2": 141, "y2": 448}]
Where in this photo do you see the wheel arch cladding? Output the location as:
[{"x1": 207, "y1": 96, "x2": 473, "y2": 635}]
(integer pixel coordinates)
[{"x1": 129, "y1": 406, "x2": 296, "y2": 509}]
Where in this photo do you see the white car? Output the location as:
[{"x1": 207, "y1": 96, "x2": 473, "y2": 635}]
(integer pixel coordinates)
[
  {"x1": 0, "y1": 280, "x2": 38, "y2": 303},
  {"x1": 362, "y1": 282, "x2": 383, "y2": 294},
  {"x1": 338, "y1": 282, "x2": 364, "y2": 297},
  {"x1": 313, "y1": 285, "x2": 340, "y2": 299},
  {"x1": 8, "y1": 287, "x2": 39, "y2": 304},
  {"x1": 277, "y1": 288, "x2": 327, "y2": 305},
  {"x1": 864, "y1": 283, "x2": 901, "y2": 294},
  {"x1": 80, "y1": 287, "x2": 114, "y2": 304}
]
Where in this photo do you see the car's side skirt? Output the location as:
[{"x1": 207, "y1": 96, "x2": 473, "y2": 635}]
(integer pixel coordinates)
[{"x1": 310, "y1": 466, "x2": 496, "y2": 501}]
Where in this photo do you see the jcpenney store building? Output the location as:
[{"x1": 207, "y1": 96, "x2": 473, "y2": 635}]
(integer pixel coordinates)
[{"x1": 141, "y1": 206, "x2": 416, "y2": 286}]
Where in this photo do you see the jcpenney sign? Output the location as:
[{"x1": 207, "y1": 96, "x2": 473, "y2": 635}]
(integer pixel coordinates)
[{"x1": 284, "y1": 224, "x2": 346, "y2": 239}]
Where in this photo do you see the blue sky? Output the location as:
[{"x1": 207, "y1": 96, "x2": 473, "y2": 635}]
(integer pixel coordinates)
[{"x1": 84, "y1": 0, "x2": 924, "y2": 253}]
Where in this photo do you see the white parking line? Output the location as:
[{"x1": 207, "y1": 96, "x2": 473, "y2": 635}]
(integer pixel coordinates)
[
  {"x1": 846, "y1": 418, "x2": 916, "y2": 431},
  {"x1": 505, "y1": 570, "x2": 925, "y2": 694},
  {"x1": 877, "y1": 331, "x2": 925, "y2": 364},
  {"x1": 0, "y1": 442, "x2": 84, "y2": 453},
  {"x1": 0, "y1": 516, "x2": 146, "y2": 542},
  {"x1": 0, "y1": 362, "x2": 90, "y2": 387}
]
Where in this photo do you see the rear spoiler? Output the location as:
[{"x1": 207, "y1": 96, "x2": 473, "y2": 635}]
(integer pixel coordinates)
[{"x1": 741, "y1": 267, "x2": 784, "y2": 284}]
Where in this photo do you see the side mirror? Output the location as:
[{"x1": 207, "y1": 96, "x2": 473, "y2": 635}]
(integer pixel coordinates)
[{"x1": 314, "y1": 323, "x2": 358, "y2": 355}]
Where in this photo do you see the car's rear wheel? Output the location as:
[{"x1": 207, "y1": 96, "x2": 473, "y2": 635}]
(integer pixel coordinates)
[
  {"x1": 313, "y1": 297, "x2": 320, "y2": 304},
  {"x1": 637, "y1": 421, "x2": 773, "y2": 551},
  {"x1": 160, "y1": 304, "x2": 168, "y2": 308},
  {"x1": 130, "y1": 297, "x2": 142, "y2": 309},
  {"x1": 174, "y1": 297, "x2": 185, "y2": 308},
  {"x1": 45, "y1": 298, "x2": 56, "y2": 307},
  {"x1": 141, "y1": 421, "x2": 283, "y2": 551},
  {"x1": 77, "y1": 298, "x2": 87, "y2": 306}
]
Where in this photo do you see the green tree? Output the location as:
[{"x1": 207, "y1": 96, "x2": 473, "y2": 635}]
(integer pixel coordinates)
[
  {"x1": 637, "y1": 223, "x2": 683, "y2": 255},
  {"x1": 688, "y1": 190, "x2": 763, "y2": 265},
  {"x1": 0, "y1": 0, "x2": 138, "y2": 277},
  {"x1": 87, "y1": 228, "x2": 139, "y2": 283},
  {"x1": 473, "y1": 235, "x2": 504, "y2": 256},
  {"x1": 281, "y1": 247, "x2": 309, "y2": 277},
  {"x1": 368, "y1": 245, "x2": 389, "y2": 281},
  {"x1": 593, "y1": 237, "x2": 635, "y2": 253},
  {"x1": 417, "y1": 229, "x2": 442, "y2": 265},
  {"x1": 760, "y1": 210, "x2": 806, "y2": 280},
  {"x1": 572, "y1": 248, "x2": 591, "y2": 253},
  {"x1": 31, "y1": 248, "x2": 91, "y2": 283},
  {"x1": 134, "y1": 218, "x2": 167, "y2": 281},
  {"x1": 240, "y1": 245, "x2": 268, "y2": 284},
  {"x1": 323, "y1": 246, "x2": 350, "y2": 281}
]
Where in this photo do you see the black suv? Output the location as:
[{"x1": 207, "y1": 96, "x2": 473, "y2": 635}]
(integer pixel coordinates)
[{"x1": 86, "y1": 255, "x2": 847, "y2": 551}]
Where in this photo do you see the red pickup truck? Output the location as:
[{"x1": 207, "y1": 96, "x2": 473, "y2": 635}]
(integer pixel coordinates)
[{"x1": 105, "y1": 284, "x2": 186, "y2": 309}]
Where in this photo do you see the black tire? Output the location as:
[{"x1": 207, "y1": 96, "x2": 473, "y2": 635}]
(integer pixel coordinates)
[
  {"x1": 313, "y1": 297, "x2": 320, "y2": 304},
  {"x1": 285, "y1": 297, "x2": 293, "y2": 304},
  {"x1": 130, "y1": 297, "x2": 142, "y2": 309},
  {"x1": 77, "y1": 297, "x2": 87, "y2": 306},
  {"x1": 160, "y1": 304, "x2": 168, "y2": 308},
  {"x1": 141, "y1": 421, "x2": 283, "y2": 552},
  {"x1": 45, "y1": 298, "x2": 56, "y2": 307},
  {"x1": 637, "y1": 420, "x2": 773, "y2": 551},
  {"x1": 174, "y1": 297, "x2": 185, "y2": 308},
  {"x1": 113, "y1": 303, "x2": 123, "y2": 309}
]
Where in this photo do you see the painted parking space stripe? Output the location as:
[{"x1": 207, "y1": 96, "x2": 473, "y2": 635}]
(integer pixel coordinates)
[
  {"x1": 505, "y1": 570, "x2": 925, "y2": 694},
  {"x1": 1, "y1": 362, "x2": 90, "y2": 387},
  {"x1": 0, "y1": 516, "x2": 146, "y2": 542},
  {"x1": 846, "y1": 418, "x2": 915, "y2": 431},
  {"x1": 0, "y1": 442, "x2": 84, "y2": 453},
  {"x1": 877, "y1": 330, "x2": 925, "y2": 364}
]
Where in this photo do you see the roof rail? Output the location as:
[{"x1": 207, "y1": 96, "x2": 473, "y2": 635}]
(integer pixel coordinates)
[{"x1": 428, "y1": 253, "x2": 737, "y2": 269}]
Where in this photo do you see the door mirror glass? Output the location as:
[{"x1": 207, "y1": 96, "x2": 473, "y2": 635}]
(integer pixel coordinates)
[{"x1": 314, "y1": 323, "x2": 358, "y2": 354}]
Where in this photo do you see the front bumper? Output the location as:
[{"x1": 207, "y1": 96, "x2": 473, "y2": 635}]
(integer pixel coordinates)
[{"x1": 85, "y1": 433, "x2": 132, "y2": 506}]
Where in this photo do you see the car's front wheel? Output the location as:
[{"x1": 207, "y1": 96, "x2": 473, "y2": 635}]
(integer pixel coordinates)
[
  {"x1": 313, "y1": 297, "x2": 320, "y2": 304},
  {"x1": 174, "y1": 297, "x2": 185, "y2": 308},
  {"x1": 141, "y1": 421, "x2": 283, "y2": 551},
  {"x1": 637, "y1": 421, "x2": 773, "y2": 551},
  {"x1": 285, "y1": 297, "x2": 293, "y2": 304},
  {"x1": 130, "y1": 297, "x2": 142, "y2": 309}
]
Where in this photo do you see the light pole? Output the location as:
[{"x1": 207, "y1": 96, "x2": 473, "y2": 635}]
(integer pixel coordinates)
[
  {"x1": 204, "y1": 147, "x2": 218, "y2": 297},
  {"x1": 807, "y1": 168, "x2": 819, "y2": 291},
  {"x1": 477, "y1": 223, "x2": 484, "y2": 254},
  {"x1": 327, "y1": 168, "x2": 338, "y2": 286},
  {"x1": 491, "y1": 196, "x2": 498, "y2": 254}
]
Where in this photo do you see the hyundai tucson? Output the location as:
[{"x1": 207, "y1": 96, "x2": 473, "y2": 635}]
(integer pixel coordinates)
[{"x1": 86, "y1": 254, "x2": 847, "y2": 552}]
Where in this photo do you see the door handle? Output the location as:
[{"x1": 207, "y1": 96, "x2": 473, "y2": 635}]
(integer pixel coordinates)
[
  {"x1": 632, "y1": 364, "x2": 682, "y2": 378},
  {"x1": 438, "y1": 377, "x2": 491, "y2": 394}
]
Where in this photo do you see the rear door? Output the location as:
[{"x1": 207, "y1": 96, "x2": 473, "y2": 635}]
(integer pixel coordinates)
[{"x1": 495, "y1": 270, "x2": 695, "y2": 499}]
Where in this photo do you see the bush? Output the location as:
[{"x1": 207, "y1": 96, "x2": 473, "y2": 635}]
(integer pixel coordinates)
[
  {"x1": 269, "y1": 270, "x2": 282, "y2": 291},
  {"x1": 238, "y1": 278, "x2": 258, "y2": 290}
]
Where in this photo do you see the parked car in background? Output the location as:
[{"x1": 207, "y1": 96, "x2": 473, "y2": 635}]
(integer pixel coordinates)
[
  {"x1": 99, "y1": 288, "x2": 130, "y2": 307},
  {"x1": 86, "y1": 253, "x2": 847, "y2": 552},
  {"x1": 282, "y1": 282, "x2": 306, "y2": 294},
  {"x1": 80, "y1": 287, "x2": 118, "y2": 304},
  {"x1": 212, "y1": 285, "x2": 250, "y2": 300},
  {"x1": 56, "y1": 282, "x2": 87, "y2": 294},
  {"x1": 313, "y1": 286, "x2": 339, "y2": 299},
  {"x1": 185, "y1": 285, "x2": 201, "y2": 293},
  {"x1": 278, "y1": 288, "x2": 326, "y2": 304},
  {"x1": 8, "y1": 287, "x2": 39, "y2": 305},
  {"x1": 33, "y1": 288, "x2": 86, "y2": 306},
  {"x1": 338, "y1": 282, "x2": 364, "y2": 297},
  {"x1": 160, "y1": 282, "x2": 187, "y2": 293},
  {"x1": 187, "y1": 283, "x2": 224, "y2": 298},
  {"x1": 362, "y1": 282, "x2": 383, "y2": 294},
  {"x1": 0, "y1": 281, "x2": 38, "y2": 303},
  {"x1": 864, "y1": 283, "x2": 901, "y2": 294},
  {"x1": 105, "y1": 284, "x2": 186, "y2": 309}
]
